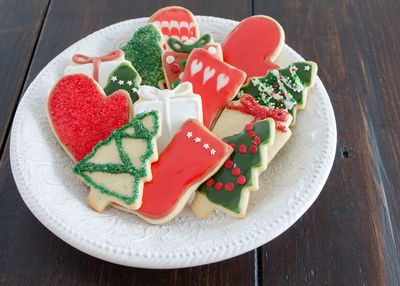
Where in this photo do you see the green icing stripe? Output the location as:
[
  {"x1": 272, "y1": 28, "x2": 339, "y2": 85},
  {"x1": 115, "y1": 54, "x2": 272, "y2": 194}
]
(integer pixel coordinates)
[
  {"x1": 121, "y1": 24, "x2": 165, "y2": 87},
  {"x1": 167, "y1": 34, "x2": 212, "y2": 53},
  {"x1": 73, "y1": 111, "x2": 160, "y2": 205},
  {"x1": 240, "y1": 62, "x2": 315, "y2": 116},
  {"x1": 103, "y1": 63, "x2": 141, "y2": 103},
  {"x1": 198, "y1": 120, "x2": 272, "y2": 213}
]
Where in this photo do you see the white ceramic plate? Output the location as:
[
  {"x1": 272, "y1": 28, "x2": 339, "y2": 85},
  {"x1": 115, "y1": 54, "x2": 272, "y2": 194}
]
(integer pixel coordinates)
[{"x1": 10, "y1": 16, "x2": 336, "y2": 269}]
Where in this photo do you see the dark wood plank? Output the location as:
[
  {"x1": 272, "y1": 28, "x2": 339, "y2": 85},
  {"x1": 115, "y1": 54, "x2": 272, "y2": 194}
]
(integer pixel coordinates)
[
  {"x1": 254, "y1": 0, "x2": 400, "y2": 285},
  {"x1": 0, "y1": 0, "x2": 49, "y2": 152},
  {"x1": 0, "y1": 0, "x2": 255, "y2": 285}
]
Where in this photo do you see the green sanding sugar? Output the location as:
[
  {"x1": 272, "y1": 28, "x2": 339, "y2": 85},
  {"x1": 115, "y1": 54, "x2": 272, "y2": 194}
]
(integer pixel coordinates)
[{"x1": 121, "y1": 24, "x2": 165, "y2": 87}]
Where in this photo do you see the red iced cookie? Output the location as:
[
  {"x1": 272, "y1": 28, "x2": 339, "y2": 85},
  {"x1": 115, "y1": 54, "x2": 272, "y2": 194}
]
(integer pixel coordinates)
[
  {"x1": 222, "y1": 16, "x2": 284, "y2": 81},
  {"x1": 47, "y1": 74, "x2": 132, "y2": 162},
  {"x1": 162, "y1": 43, "x2": 222, "y2": 89},
  {"x1": 149, "y1": 6, "x2": 199, "y2": 43},
  {"x1": 181, "y1": 49, "x2": 246, "y2": 129},
  {"x1": 137, "y1": 119, "x2": 233, "y2": 224}
]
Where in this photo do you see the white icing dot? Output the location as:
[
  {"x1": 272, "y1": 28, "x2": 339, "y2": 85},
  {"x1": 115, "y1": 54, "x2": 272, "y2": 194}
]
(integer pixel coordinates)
[
  {"x1": 166, "y1": 55, "x2": 175, "y2": 64},
  {"x1": 179, "y1": 72, "x2": 184, "y2": 80},
  {"x1": 208, "y1": 46, "x2": 217, "y2": 55}
]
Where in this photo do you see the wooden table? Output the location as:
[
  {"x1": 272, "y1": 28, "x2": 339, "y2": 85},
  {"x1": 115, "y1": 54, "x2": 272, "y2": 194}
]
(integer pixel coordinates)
[{"x1": 1, "y1": 0, "x2": 399, "y2": 285}]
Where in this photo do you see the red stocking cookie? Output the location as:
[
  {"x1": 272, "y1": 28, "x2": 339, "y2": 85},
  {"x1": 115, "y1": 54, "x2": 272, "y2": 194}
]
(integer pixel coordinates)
[
  {"x1": 116, "y1": 119, "x2": 233, "y2": 224},
  {"x1": 149, "y1": 6, "x2": 199, "y2": 43},
  {"x1": 47, "y1": 74, "x2": 132, "y2": 162},
  {"x1": 222, "y1": 16, "x2": 284, "y2": 81},
  {"x1": 181, "y1": 49, "x2": 246, "y2": 129}
]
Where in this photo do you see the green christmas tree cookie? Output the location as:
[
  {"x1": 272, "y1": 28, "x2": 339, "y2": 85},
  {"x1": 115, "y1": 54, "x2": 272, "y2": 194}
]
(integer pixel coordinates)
[
  {"x1": 240, "y1": 61, "x2": 317, "y2": 125},
  {"x1": 73, "y1": 111, "x2": 161, "y2": 212},
  {"x1": 121, "y1": 24, "x2": 165, "y2": 88},
  {"x1": 103, "y1": 63, "x2": 141, "y2": 103},
  {"x1": 191, "y1": 119, "x2": 275, "y2": 218}
]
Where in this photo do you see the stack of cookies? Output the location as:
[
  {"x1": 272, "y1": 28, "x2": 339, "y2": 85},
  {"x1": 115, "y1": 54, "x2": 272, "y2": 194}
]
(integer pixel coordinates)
[{"x1": 46, "y1": 6, "x2": 318, "y2": 224}]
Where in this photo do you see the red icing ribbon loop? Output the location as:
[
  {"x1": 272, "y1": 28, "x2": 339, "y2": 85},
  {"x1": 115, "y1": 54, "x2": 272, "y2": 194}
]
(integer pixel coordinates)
[
  {"x1": 72, "y1": 50, "x2": 123, "y2": 82},
  {"x1": 227, "y1": 94, "x2": 289, "y2": 132}
]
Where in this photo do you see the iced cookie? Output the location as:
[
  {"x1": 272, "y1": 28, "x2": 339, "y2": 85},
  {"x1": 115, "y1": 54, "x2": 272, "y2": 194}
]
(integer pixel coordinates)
[
  {"x1": 73, "y1": 111, "x2": 161, "y2": 211},
  {"x1": 121, "y1": 24, "x2": 165, "y2": 88},
  {"x1": 149, "y1": 6, "x2": 199, "y2": 43},
  {"x1": 64, "y1": 50, "x2": 141, "y2": 102},
  {"x1": 222, "y1": 15, "x2": 284, "y2": 81},
  {"x1": 240, "y1": 61, "x2": 318, "y2": 125},
  {"x1": 116, "y1": 119, "x2": 233, "y2": 224},
  {"x1": 181, "y1": 48, "x2": 246, "y2": 129},
  {"x1": 134, "y1": 82, "x2": 203, "y2": 152},
  {"x1": 191, "y1": 119, "x2": 276, "y2": 219},
  {"x1": 163, "y1": 34, "x2": 223, "y2": 89},
  {"x1": 47, "y1": 74, "x2": 132, "y2": 162},
  {"x1": 212, "y1": 94, "x2": 292, "y2": 163}
]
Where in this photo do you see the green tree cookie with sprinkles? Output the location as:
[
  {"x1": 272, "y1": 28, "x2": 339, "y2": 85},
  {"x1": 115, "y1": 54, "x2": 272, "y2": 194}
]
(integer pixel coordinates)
[
  {"x1": 240, "y1": 61, "x2": 318, "y2": 125},
  {"x1": 121, "y1": 24, "x2": 165, "y2": 88},
  {"x1": 104, "y1": 63, "x2": 141, "y2": 102},
  {"x1": 191, "y1": 119, "x2": 276, "y2": 219},
  {"x1": 73, "y1": 111, "x2": 161, "y2": 212}
]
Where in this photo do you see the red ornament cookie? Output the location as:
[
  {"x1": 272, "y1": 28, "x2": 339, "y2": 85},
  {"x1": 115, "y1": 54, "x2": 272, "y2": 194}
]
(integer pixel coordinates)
[
  {"x1": 149, "y1": 6, "x2": 199, "y2": 43},
  {"x1": 222, "y1": 16, "x2": 284, "y2": 81},
  {"x1": 129, "y1": 119, "x2": 233, "y2": 224},
  {"x1": 47, "y1": 74, "x2": 132, "y2": 162},
  {"x1": 181, "y1": 49, "x2": 246, "y2": 129}
]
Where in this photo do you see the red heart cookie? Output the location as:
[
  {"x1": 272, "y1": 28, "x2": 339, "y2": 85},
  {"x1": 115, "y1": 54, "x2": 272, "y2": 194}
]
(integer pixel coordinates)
[
  {"x1": 47, "y1": 74, "x2": 132, "y2": 162},
  {"x1": 222, "y1": 16, "x2": 284, "y2": 81}
]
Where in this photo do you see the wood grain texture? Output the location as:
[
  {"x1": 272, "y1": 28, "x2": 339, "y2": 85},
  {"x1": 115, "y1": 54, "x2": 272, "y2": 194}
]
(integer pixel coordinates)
[
  {"x1": 0, "y1": 0, "x2": 255, "y2": 285},
  {"x1": 0, "y1": 0, "x2": 49, "y2": 152},
  {"x1": 254, "y1": 0, "x2": 400, "y2": 285}
]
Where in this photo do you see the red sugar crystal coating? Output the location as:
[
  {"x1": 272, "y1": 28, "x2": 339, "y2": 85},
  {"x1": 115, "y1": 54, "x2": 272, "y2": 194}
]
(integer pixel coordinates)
[
  {"x1": 224, "y1": 182, "x2": 235, "y2": 191},
  {"x1": 48, "y1": 74, "x2": 130, "y2": 161}
]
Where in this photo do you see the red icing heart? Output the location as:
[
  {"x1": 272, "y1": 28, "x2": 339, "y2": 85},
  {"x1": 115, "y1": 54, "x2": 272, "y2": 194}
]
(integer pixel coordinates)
[
  {"x1": 47, "y1": 74, "x2": 131, "y2": 162},
  {"x1": 222, "y1": 16, "x2": 284, "y2": 81}
]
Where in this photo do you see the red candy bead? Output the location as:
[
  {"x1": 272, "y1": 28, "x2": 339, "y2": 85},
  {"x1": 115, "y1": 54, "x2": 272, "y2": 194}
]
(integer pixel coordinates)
[
  {"x1": 224, "y1": 159, "x2": 234, "y2": 169},
  {"x1": 230, "y1": 143, "x2": 236, "y2": 149},
  {"x1": 247, "y1": 131, "x2": 256, "y2": 138},
  {"x1": 237, "y1": 176, "x2": 247, "y2": 185},
  {"x1": 214, "y1": 182, "x2": 223, "y2": 191},
  {"x1": 206, "y1": 178, "x2": 215, "y2": 187},
  {"x1": 250, "y1": 144, "x2": 258, "y2": 154},
  {"x1": 238, "y1": 144, "x2": 247, "y2": 154},
  {"x1": 225, "y1": 182, "x2": 235, "y2": 191},
  {"x1": 244, "y1": 123, "x2": 254, "y2": 131},
  {"x1": 231, "y1": 167, "x2": 241, "y2": 176},
  {"x1": 171, "y1": 63, "x2": 180, "y2": 73},
  {"x1": 252, "y1": 136, "x2": 261, "y2": 145}
]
